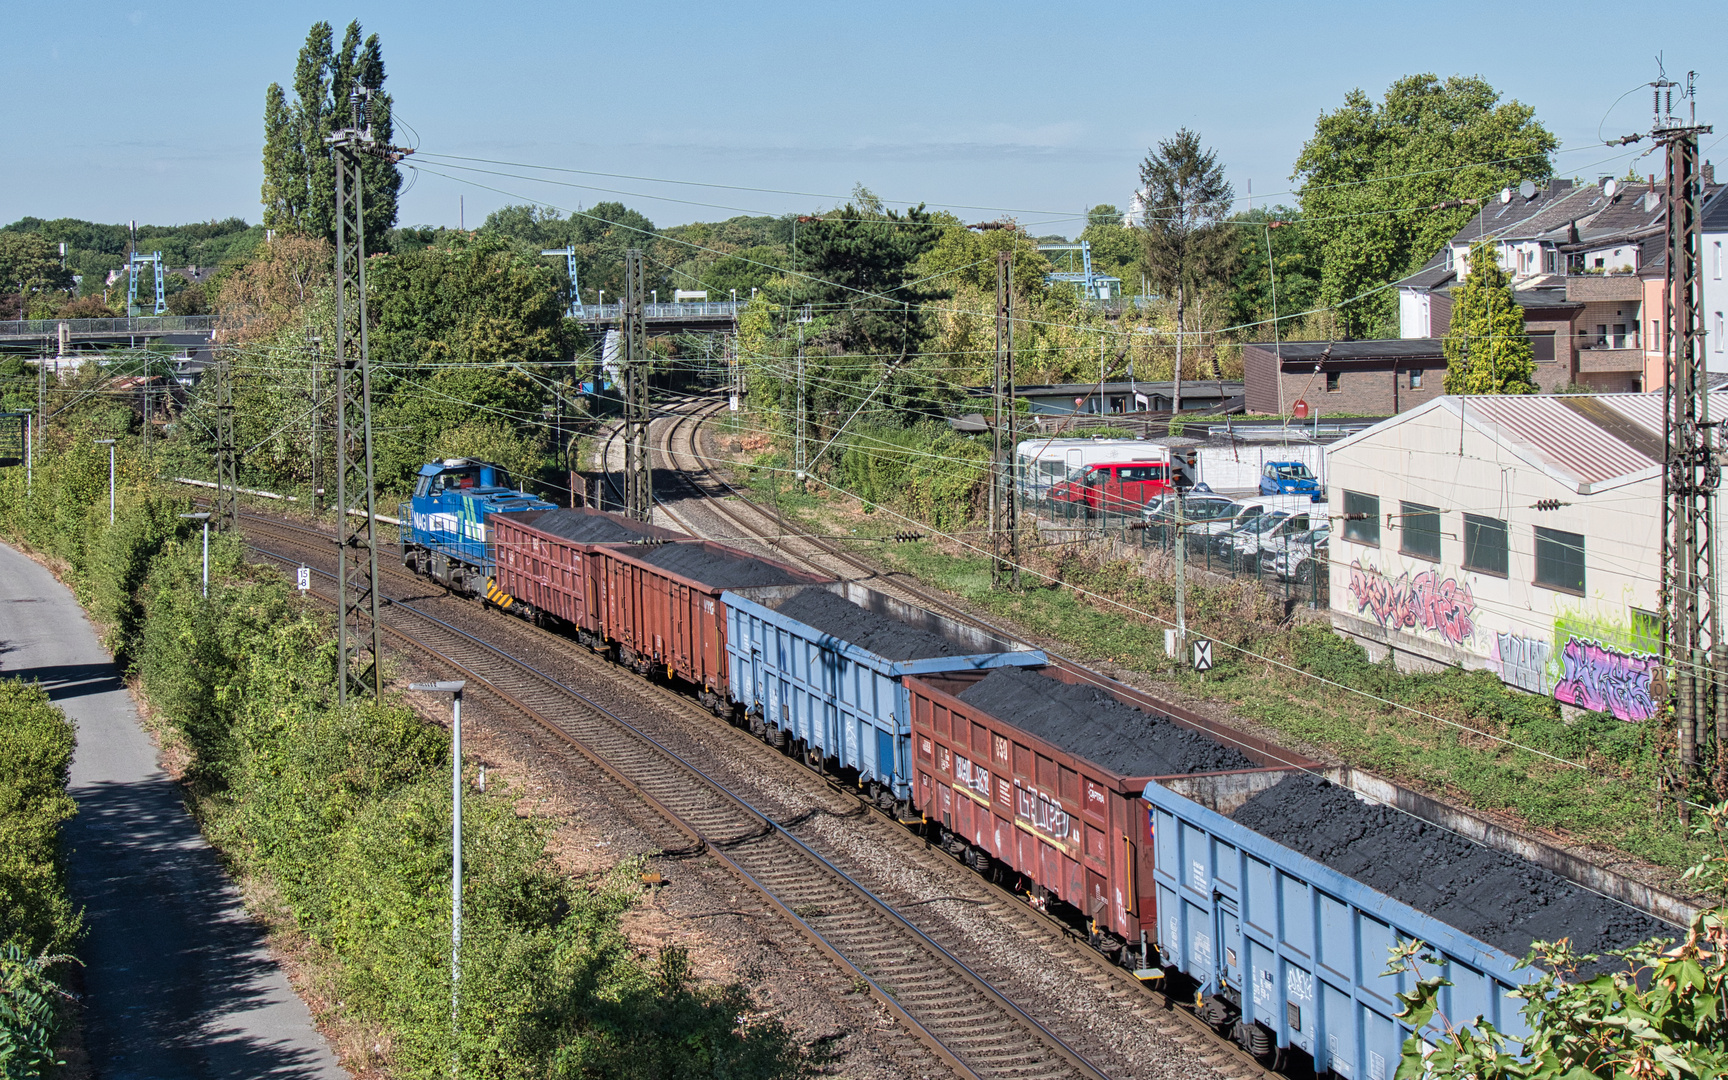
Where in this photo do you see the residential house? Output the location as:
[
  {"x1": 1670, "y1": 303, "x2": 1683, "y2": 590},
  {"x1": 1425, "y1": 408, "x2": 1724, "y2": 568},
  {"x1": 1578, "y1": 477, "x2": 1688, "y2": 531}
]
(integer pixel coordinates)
[
  {"x1": 1326, "y1": 392, "x2": 1728, "y2": 720},
  {"x1": 1397, "y1": 173, "x2": 1719, "y2": 393},
  {"x1": 1704, "y1": 186, "x2": 1728, "y2": 371},
  {"x1": 1241, "y1": 339, "x2": 1445, "y2": 416}
]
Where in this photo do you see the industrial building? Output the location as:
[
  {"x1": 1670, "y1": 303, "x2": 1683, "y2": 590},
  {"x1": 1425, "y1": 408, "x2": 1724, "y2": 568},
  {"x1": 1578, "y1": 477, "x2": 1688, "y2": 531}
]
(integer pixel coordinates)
[{"x1": 1324, "y1": 392, "x2": 1725, "y2": 721}]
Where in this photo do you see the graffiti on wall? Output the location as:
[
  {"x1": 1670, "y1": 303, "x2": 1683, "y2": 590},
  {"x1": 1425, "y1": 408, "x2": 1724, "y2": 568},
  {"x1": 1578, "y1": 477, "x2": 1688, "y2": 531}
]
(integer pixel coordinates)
[
  {"x1": 1347, "y1": 560, "x2": 1477, "y2": 646},
  {"x1": 1492, "y1": 633, "x2": 1552, "y2": 694},
  {"x1": 1552, "y1": 637, "x2": 1660, "y2": 722}
]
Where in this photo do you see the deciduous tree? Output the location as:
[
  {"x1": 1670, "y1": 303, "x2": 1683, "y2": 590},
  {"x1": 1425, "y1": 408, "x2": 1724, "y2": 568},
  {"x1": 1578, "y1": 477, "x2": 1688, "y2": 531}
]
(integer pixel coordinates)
[{"x1": 1293, "y1": 74, "x2": 1556, "y2": 338}]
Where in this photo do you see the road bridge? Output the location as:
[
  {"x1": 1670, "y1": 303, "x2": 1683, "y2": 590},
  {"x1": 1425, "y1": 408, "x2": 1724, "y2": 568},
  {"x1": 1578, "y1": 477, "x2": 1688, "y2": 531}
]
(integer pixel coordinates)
[{"x1": 576, "y1": 300, "x2": 745, "y2": 333}]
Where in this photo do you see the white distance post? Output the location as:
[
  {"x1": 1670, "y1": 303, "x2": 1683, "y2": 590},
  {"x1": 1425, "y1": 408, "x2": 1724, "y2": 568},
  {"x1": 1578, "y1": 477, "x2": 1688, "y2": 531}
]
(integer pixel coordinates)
[
  {"x1": 178, "y1": 512, "x2": 210, "y2": 597},
  {"x1": 410, "y1": 680, "x2": 467, "y2": 1073}
]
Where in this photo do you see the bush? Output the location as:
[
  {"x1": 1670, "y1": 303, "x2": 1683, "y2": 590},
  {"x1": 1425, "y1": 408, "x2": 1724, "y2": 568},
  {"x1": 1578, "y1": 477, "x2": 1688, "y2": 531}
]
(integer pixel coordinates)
[{"x1": 0, "y1": 681, "x2": 79, "y2": 957}]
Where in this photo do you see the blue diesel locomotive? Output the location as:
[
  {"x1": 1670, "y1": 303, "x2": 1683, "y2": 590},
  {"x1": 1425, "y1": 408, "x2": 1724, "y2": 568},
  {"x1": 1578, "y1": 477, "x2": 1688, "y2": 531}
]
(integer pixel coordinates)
[{"x1": 400, "y1": 458, "x2": 553, "y2": 595}]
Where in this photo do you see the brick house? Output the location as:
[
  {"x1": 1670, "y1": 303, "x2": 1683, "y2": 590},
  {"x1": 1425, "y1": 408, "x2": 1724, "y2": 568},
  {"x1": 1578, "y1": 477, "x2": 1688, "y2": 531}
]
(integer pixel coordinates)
[{"x1": 1242, "y1": 340, "x2": 1447, "y2": 415}]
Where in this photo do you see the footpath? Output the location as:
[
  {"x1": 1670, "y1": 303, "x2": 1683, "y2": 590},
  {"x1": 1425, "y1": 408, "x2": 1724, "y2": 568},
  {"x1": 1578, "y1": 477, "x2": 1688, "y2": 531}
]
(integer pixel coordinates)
[{"x1": 0, "y1": 543, "x2": 346, "y2": 1079}]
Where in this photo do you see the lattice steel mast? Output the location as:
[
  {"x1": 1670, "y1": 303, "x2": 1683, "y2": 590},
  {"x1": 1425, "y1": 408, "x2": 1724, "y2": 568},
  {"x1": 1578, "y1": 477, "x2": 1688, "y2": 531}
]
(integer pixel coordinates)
[
  {"x1": 213, "y1": 355, "x2": 238, "y2": 529},
  {"x1": 621, "y1": 248, "x2": 653, "y2": 521},
  {"x1": 328, "y1": 87, "x2": 409, "y2": 703},
  {"x1": 992, "y1": 249, "x2": 1019, "y2": 588},
  {"x1": 1640, "y1": 72, "x2": 1720, "y2": 796}
]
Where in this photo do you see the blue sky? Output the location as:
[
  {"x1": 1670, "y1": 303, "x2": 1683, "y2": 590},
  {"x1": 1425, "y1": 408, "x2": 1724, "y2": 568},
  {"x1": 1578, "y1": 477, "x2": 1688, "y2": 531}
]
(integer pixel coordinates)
[{"x1": 5, "y1": 1, "x2": 1720, "y2": 236}]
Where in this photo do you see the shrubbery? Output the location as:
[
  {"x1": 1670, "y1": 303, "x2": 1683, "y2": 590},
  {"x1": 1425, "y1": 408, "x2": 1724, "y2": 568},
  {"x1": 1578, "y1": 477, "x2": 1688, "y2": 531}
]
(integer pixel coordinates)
[{"x1": 0, "y1": 423, "x2": 806, "y2": 1078}]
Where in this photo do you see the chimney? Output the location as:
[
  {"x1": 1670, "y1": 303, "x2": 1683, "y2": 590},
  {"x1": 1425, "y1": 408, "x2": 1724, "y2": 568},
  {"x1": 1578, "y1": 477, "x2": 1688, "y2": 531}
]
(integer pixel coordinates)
[{"x1": 1706, "y1": 161, "x2": 1717, "y2": 186}]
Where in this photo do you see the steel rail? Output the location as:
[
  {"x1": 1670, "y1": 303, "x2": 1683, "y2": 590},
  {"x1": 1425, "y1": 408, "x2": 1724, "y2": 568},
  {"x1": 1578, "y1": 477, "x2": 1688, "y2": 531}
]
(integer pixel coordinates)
[{"x1": 250, "y1": 541, "x2": 1116, "y2": 1080}]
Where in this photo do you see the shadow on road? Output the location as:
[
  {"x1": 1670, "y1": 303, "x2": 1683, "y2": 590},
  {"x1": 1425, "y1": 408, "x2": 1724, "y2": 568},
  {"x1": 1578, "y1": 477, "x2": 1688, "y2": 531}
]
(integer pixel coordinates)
[
  {"x1": 7, "y1": 661, "x2": 126, "y2": 702},
  {"x1": 66, "y1": 775, "x2": 338, "y2": 1078}
]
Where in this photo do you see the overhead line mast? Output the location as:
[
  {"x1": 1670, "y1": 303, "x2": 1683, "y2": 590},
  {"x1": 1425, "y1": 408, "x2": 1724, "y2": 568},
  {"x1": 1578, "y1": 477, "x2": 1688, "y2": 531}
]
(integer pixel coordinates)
[
  {"x1": 1622, "y1": 71, "x2": 1720, "y2": 803},
  {"x1": 621, "y1": 248, "x2": 653, "y2": 521},
  {"x1": 328, "y1": 86, "x2": 411, "y2": 704}
]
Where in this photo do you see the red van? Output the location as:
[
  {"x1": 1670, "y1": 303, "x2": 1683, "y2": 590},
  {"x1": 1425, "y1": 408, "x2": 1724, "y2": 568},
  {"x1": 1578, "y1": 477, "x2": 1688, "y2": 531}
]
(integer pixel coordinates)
[{"x1": 1049, "y1": 461, "x2": 1175, "y2": 514}]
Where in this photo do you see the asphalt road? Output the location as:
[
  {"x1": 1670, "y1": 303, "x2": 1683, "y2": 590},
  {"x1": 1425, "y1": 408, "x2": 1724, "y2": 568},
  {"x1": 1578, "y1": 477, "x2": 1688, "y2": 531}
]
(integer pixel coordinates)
[{"x1": 0, "y1": 542, "x2": 346, "y2": 1079}]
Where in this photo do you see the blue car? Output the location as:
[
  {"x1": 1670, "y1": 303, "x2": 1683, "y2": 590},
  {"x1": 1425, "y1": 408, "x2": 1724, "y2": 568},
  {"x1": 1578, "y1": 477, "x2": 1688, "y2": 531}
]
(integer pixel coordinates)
[
  {"x1": 400, "y1": 458, "x2": 553, "y2": 594},
  {"x1": 1258, "y1": 461, "x2": 1323, "y2": 501}
]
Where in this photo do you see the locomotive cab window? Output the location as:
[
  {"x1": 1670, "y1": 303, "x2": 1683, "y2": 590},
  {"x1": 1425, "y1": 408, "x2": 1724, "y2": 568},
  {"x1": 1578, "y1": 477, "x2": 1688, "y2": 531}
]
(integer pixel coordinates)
[{"x1": 440, "y1": 468, "x2": 480, "y2": 491}]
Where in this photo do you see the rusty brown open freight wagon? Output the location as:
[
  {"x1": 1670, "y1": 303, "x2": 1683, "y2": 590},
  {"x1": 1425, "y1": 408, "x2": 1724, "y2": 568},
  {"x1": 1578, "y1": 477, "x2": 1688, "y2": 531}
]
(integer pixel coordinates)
[
  {"x1": 490, "y1": 508, "x2": 680, "y2": 628},
  {"x1": 588, "y1": 539, "x2": 830, "y2": 701},
  {"x1": 906, "y1": 664, "x2": 1315, "y2": 954}
]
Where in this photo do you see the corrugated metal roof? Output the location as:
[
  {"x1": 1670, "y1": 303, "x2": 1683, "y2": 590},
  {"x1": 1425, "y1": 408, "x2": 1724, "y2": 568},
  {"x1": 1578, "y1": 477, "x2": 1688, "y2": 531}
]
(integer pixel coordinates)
[{"x1": 1461, "y1": 392, "x2": 1728, "y2": 490}]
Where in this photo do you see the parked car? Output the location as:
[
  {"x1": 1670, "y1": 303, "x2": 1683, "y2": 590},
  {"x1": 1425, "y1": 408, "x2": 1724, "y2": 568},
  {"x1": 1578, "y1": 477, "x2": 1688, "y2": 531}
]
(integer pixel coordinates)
[
  {"x1": 1258, "y1": 460, "x2": 1324, "y2": 500},
  {"x1": 1050, "y1": 461, "x2": 1178, "y2": 515},
  {"x1": 1269, "y1": 523, "x2": 1330, "y2": 583},
  {"x1": 1228, "y1": 506, "x2": 1323, "y2": 572},
  {"x1": 1142, "y1": 495, "x2": 1240, "y2": 553}
]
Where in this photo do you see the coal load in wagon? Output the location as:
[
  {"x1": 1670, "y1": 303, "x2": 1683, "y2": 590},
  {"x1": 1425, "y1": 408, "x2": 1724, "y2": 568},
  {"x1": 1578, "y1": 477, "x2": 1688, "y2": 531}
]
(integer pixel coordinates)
[
  {"x1": 634, "y1": 542, "x2": 807, "y2": 588},
  {"x1": 1232, "y1": 775, "x2": 1676, "y2": 975},
  {"x1": 521, "y1": 509, "x2": 663, "y2": 544},
  {"x1": 771, "y1": 587, "x2": 963, "y2": 662},
  {"x1": 956, "y1": 666, "x2": 1256, "y2": 777}
]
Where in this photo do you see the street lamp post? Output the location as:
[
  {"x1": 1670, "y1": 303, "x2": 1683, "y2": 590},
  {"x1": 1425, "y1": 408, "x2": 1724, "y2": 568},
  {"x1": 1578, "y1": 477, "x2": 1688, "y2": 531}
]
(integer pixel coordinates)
[
  {"x1": 410, "y1": 680, "x2": 467, "y2": 1073},
  {"x1": 178, "y1": 512, "x2": 210, "y2": 597},
  {"x1": 93, "y1": 439, "x2": 116, "y2": 524}
]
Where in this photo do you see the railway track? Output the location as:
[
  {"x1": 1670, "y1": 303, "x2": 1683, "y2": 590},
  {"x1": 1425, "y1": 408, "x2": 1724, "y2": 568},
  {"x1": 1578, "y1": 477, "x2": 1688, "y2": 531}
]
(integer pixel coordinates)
[
  {"x1": 239, "y1": 524, "x2": 1123, "y2": 1080},
  {"x1": 585, "y1": 395, "x2": 1288, "y2": 1080}
]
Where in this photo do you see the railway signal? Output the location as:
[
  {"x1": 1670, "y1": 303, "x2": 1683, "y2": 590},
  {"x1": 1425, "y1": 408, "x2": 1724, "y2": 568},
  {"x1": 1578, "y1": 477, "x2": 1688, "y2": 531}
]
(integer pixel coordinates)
[{"x1": 1192, "y1": 638, "x2": 1213, "y2": 673}]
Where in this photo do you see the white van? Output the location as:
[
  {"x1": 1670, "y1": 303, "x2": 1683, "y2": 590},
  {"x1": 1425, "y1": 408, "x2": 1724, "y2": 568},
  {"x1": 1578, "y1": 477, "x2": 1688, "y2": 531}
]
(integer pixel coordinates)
[{"x1": 1016, "y1": 438, "x2": 1199, "y2": 497}]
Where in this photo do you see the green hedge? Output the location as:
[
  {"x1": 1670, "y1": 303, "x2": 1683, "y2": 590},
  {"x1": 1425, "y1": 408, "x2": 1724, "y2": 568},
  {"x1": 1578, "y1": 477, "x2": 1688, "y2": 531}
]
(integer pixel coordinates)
[
  {"x1": 0, "y1": 681, "x2": 78, "y2": 959},
  {"x1": 0, "y1": 425, "x2": 805, "y2": 1079}
]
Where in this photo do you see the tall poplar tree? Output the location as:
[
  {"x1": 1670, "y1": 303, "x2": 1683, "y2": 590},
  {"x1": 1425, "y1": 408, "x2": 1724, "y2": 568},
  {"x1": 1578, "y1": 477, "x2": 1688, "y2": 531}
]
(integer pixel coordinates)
[
  {"x1": 261, "y1": 20, "x2": 400, "y2": 246},
  {"x1": 1443, "y1": 242, "x2": 1537, "y2": 394},
  {"x1": 1137, "y1": 129, "x2": 1235, "y2": 413}
]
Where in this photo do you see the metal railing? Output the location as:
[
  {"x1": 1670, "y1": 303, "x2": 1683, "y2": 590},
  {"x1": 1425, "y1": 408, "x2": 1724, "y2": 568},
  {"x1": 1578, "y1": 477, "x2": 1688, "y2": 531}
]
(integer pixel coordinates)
[
  {"x1": 0, "y1": 315, "x2": 217, "y2": 337},
  {"x1": 1029, "y1": 492, "x2": 1330, "y2": 609},
  {"x1": 578, "y1": 301, "x2": 748, "y2": 322}
]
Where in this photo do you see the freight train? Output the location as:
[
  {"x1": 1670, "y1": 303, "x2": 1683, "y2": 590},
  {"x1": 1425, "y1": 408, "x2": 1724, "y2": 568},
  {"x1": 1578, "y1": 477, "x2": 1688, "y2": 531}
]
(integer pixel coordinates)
[{"x1": 399, "y1": 458, "x2": 1687, "y2": 1074}]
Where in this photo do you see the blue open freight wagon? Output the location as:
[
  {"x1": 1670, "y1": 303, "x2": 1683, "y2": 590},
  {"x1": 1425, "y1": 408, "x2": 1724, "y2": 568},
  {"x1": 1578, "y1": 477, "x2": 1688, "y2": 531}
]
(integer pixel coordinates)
[
  {"x1": 722, "y1": 581, "x2": 1045, "y2": 805},
  {"x1": 1145, "y1": 770, "x2": 1539, "y2": 1074}
]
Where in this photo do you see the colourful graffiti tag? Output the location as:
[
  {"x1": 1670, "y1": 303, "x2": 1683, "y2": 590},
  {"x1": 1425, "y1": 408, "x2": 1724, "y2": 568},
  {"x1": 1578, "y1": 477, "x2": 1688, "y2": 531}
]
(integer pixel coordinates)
[
  {"x1": 1347, "y1": 561, "x2": 1477, "y2": 646},
  {"x1": 1553, "y1": 637, "x2": 1659, "y2": 722},
  {"x1": 1493, "y1": 633, "x2": 1551, "y2": 694}
]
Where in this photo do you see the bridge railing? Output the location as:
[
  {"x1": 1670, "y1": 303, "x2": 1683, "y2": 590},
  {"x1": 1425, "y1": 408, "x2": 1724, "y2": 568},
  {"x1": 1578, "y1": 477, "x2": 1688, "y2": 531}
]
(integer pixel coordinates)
[
  {"x1": 577, "y1": 301, "x2": 747, "y2": 322},
  {"x1": 0, "y1": 315, "x2": 217, "y2": 337}
]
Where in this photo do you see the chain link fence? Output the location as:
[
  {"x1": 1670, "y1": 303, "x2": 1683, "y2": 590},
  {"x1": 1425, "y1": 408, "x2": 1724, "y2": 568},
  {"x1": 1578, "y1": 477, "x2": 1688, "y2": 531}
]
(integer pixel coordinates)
[{"x1": 1025, "y1": 491, "x2": 1330, "y2": 610}]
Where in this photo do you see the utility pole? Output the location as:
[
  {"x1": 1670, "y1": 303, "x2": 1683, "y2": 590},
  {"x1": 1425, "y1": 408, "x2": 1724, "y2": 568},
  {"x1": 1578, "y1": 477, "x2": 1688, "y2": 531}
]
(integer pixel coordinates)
[
  {"x1": 213, "y1": 355, "x2": 238, "y2": 530},
  {"x1": 1636, "y1": 72, "x2": 1719, "y2": 801},
  {"x1": 329, "y1": 86, "x2": 408, "y2": 703},
  {"x1": 992, "y1": 252, "x2": 1007, "y2": 585},
  {"x1": 794, "y1": 325, "x2": 807, "y2": 489},
  {"x1": 621, "y1": 248, "x2": 652, "y2": 521}
]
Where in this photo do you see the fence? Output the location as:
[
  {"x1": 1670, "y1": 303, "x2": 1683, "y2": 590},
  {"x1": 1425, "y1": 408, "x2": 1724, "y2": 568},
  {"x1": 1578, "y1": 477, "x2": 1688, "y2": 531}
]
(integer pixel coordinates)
[
  {"x1": 0, "y1": 316, "x2": 217, "y2": 338},
  {"x1": 1026, "y1": 492, "x2": 1329, "y2": 610}
]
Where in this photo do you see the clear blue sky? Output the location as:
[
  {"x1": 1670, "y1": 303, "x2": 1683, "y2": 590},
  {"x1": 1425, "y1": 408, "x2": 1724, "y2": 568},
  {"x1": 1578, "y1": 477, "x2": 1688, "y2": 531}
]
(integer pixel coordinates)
[{"x1": 5, "y1": 0, "x2": 1720, "y2": 236}]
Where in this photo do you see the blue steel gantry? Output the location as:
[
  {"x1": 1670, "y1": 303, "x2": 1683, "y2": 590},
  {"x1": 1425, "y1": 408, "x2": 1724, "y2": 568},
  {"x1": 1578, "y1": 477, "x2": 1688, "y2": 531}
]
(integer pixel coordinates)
[
  {"x1": 126, "y1": 252, "x2": 167, "y2": 316},
  {"x1": 541, "y1": 247, "x2": 585, "y2": 319},
  {"x1": 1036, "y1": 240, "x2": 1121, "y2": 302}
]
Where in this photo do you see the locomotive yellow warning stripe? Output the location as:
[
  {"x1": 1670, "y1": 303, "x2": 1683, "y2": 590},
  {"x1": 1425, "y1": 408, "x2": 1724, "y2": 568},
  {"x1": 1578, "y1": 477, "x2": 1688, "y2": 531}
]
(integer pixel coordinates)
[{"x1": 484, "y1": 578, "x2": 515, "y2": 609}]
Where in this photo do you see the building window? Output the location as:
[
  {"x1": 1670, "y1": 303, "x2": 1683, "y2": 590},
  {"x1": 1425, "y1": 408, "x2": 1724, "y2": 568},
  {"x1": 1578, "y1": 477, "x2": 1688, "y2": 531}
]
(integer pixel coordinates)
[
  {"x1": 1717, "y1": 312, "x2": 1724, "y2": 353},
  {"x1": 1653, "y1": 320, "x2": 1662, "y2": 350},
  {"x1": 1409, "y1": 369, "x2": 1424, "y2": 389},
  {"x1": 1612, "y1": 323, "x2": 1628, "y2": 349},
  {"x1": 1399, "y1": 502, "x2": 1441, "y2": 560},
  {"x1": 1342, "y1": 491, "x2": 1380, "y2": 545},
  {"x1": 1463, "y1": 514, "x2": 1509, "y2": 576},
  {"x1": 1595, "y1": 324, "x2": 1608, "y2": 347},
  {"x1": 1325, "y1": 371, "x2": 1340, "y2": 392},
  {"x1": 1534, "y1": 526, "x2": 1585, "y2": 594},
  {"x1": 1716, "y1": 240, "x2": 1723, "y2": 280}
]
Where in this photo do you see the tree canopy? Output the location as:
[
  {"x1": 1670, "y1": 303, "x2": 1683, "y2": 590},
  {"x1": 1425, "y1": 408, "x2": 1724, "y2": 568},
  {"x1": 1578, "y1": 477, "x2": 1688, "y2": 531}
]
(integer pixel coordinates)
[
  {"x1": 1293, "y1": 74, "x2": 1557, "y2": 337},
  {"x1": 261, "y1": 20, "x2": 401, "y2": 246}
]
